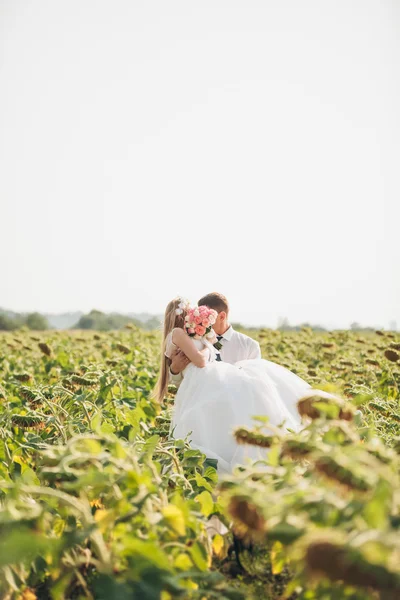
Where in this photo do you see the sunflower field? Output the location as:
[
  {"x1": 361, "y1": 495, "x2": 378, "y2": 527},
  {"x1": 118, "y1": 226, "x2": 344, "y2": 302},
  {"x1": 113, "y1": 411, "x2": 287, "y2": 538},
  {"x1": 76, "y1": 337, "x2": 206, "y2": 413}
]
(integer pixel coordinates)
[{"x1": 0, "y1": 325, "x2": 399, "y2": 599}]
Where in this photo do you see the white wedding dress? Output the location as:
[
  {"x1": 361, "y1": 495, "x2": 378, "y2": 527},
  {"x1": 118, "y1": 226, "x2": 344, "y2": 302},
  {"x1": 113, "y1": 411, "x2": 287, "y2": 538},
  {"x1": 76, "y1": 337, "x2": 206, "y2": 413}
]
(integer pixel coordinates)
[{"x1": 167, "y1": 330, "x2": 311, "y2": 475}]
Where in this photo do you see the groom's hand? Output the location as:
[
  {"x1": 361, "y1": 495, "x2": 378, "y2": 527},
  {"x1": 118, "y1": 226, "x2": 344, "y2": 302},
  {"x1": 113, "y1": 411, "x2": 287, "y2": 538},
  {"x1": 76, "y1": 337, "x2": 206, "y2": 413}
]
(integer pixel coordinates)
[{"x1": 170, "y1": 349, "x2": 190, "y2": 374}]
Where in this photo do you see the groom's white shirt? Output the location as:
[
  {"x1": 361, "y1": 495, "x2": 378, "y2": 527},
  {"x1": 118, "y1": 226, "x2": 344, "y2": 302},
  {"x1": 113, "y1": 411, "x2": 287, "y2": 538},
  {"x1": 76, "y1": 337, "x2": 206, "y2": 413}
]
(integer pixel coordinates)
[
  {"x1": 216, "y1": 325, "x2": 261, "y2": 363},
  {"x1": 169, "y1": 326, "x2": 261, "y2": 387}
]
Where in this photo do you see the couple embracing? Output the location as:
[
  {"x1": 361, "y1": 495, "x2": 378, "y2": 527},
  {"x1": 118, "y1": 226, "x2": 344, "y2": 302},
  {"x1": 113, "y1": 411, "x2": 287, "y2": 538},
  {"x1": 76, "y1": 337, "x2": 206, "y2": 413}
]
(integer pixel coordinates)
[{"x1": 155, "y1": 292, "x2": 311, "y2": 475}]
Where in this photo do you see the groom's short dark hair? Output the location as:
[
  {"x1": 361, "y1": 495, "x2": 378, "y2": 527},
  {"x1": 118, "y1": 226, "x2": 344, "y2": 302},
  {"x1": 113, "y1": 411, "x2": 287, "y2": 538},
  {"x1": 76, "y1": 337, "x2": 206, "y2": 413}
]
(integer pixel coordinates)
[{"x1": 198, "y1": 292, "x2": 229, "y2": 315}]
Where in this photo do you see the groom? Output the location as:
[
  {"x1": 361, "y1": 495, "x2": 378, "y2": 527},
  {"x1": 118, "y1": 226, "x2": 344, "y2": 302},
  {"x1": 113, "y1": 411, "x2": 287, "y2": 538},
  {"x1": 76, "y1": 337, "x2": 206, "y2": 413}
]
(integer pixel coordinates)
[{"x1": 169, "y1": 292, "x2": 261, "y2": 386}]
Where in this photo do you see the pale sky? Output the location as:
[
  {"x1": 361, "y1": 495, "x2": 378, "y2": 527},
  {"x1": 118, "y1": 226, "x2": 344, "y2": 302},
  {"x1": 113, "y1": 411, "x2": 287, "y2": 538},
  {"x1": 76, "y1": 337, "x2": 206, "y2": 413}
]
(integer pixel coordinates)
[{"x1": 1, "y1": 0, "x2": 399, "y2": 328}]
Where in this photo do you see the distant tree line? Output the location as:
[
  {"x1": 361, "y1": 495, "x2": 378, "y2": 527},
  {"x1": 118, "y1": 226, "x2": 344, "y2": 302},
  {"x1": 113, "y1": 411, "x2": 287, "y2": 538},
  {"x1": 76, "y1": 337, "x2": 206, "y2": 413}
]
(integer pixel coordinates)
[
  {"x1": 0, "y1": 312, "x2": 49, "y2": 331},
  {"x1": 73, "y1": 310, "x2": 160, "y2": 331},
  {"x1": 275, "y1": 318, "x2": 394, "y2": 333},
  {"x1": 0, "y1": 309, "x2": 160, "y2": 332},
  {"x1": 276, "y1": 317, "x2": 327, "y2": 332},
  {"x1": 0, "y1": 310, "x2": 394, "y2": 333},
  {"x1": 349, "y1": 322, "x2": 378, "y2": 333}
]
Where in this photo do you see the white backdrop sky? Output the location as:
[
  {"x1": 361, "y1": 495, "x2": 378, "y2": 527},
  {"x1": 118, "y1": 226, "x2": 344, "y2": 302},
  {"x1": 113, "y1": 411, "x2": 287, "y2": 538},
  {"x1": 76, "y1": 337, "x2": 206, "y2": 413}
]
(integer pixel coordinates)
[{"x1": 1, "y1": 0, "x2": 399, "y2": 328}]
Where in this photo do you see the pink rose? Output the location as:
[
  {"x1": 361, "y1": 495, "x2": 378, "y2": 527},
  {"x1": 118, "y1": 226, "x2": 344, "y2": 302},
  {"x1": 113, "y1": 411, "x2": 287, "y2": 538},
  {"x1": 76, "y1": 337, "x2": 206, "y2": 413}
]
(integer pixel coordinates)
[
  {"x1": 202, "y1": 319, "x2": 210, "y2": 327},
  {"x1": 194, "y1": 315, "x2": 203, "y2": 324},
  {"x1": 195, "y1": 325, "x2": 206, "y2": 336},
  {"x1": 188, "y1": 328, "x2": 195, "y2": 334}
]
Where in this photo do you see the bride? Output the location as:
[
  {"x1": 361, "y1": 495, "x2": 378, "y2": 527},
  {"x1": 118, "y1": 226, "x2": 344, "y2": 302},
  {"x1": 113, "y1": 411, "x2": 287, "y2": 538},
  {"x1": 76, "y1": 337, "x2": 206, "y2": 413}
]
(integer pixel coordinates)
[{"x1": 154, "y1": 297, "x2": 311, "y2": 475}]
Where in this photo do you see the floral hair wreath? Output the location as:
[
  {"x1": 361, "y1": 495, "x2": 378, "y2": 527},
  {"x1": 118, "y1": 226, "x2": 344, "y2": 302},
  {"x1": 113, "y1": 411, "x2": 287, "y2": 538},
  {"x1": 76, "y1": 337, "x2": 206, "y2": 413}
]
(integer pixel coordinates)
[{"x1": 175, "y1": 297, "x2": 190, "y2": 315}]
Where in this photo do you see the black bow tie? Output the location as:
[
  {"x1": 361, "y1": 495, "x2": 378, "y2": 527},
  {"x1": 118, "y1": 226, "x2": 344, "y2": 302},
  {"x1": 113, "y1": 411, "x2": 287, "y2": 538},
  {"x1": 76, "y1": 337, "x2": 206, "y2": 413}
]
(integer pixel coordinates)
[{"x1": 215, "y1": 335, "x2": 223, "y2": 361}]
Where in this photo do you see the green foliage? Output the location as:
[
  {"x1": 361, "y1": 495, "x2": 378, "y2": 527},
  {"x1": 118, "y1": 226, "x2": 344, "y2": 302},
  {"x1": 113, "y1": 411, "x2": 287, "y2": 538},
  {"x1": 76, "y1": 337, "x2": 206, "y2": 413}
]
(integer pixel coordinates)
[
  {"x1": 73, "y1": 309, "x2": 141, "y2": 331},
  {"x1": 25, "y1": 312, "x2": 49, "y2": 331},
  {"x1": 0, "y1": 327, "x2": 399, "y2": 599},
  {"x1": 219, "y1": 328, "x2": 400, "y2": 599},
  {"x1": 73, "y1": 309, "x2": 160, "y2": 331},
  {"x1": 0, "y1": 308, "x2": 161, "y2": 332},
  {"x1": 0, "y1": 314, "x2": 19, "y2": 331},
  {"x1": 0, "y1": 328, "x2": 239, "y2": 599},
  {"x1": 0, "y1": 311, "x2": 49, "y2": 331}
]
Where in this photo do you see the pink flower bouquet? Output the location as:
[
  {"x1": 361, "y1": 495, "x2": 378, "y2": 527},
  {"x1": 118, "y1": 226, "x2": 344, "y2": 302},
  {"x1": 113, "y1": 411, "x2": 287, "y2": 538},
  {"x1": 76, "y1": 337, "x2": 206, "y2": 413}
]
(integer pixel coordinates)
[{"x1": 184, "y1": 305, "x2": 221, "y2": 348}]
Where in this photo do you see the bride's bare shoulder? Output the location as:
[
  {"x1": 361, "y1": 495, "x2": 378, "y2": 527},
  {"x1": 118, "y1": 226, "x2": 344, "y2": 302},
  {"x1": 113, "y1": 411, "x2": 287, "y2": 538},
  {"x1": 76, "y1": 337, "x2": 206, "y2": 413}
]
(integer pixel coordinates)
[{"x1": 171, "y1": 327, "x2": 186, "y2": 342}]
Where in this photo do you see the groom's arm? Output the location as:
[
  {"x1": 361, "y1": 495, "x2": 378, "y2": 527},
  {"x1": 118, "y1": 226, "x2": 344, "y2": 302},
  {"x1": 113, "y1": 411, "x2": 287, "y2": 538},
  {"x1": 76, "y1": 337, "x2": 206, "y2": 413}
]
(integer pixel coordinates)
[{"x1": 169, "y1": 349, "x2": 190, "y2": 386}]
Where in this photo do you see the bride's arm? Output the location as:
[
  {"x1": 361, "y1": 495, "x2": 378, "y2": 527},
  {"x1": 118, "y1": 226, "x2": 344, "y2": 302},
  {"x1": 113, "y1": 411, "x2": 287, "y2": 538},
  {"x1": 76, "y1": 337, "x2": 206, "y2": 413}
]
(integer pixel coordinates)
[{"x1": 172, "y1": 329, "x2": 208, "y2": 368}]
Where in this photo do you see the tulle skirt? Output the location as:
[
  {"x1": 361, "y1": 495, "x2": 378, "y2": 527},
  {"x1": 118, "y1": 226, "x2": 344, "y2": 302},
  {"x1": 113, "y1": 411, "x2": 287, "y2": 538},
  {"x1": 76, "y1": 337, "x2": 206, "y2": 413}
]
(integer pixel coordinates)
[{"x1": 170, "y1": 359, "x2": 310, "y2": 475}]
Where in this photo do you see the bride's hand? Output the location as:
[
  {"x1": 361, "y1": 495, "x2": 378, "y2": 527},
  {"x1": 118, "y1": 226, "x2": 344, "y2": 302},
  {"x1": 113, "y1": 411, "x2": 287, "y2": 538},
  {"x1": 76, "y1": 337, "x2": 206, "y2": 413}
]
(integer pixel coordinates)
[{"x1": 170, "y1": 349, "x2": 190, "y2": 375}]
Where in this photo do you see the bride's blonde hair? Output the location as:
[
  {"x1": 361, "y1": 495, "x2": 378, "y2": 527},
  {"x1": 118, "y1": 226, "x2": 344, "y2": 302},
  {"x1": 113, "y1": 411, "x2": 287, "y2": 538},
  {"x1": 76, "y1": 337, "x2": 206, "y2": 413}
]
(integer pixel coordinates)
[{"x1": 153, "y1": 298, "x2": 187, "y2": 404}]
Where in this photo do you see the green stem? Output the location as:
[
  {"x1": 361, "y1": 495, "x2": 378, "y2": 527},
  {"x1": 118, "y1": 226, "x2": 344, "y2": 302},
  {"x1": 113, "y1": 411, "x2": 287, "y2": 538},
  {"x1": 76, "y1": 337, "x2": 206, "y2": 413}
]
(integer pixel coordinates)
[{"x1": 0, "y1": 483, "x2": 112, "y2": 571}]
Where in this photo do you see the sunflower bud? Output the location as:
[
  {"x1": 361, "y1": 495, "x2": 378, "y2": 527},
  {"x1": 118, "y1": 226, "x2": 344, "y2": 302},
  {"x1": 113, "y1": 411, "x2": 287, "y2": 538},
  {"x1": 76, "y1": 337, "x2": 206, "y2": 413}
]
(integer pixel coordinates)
[
  {"x1": 116, "y1": 343, "x2": 130, "y2": 355},
  {"x1": 38, "y1": 342, "x2": 51, "y2": 356},
  {"x1": 314, "y1": 455, "x2": 372, "y2": 491},
  {"x1": 14, "y1": 373, "x2": 32, "y2": 382},
  {"x1": 228, "y1": 498, "x2": 266, "y2": 540},
  {"x1": 384, "y1": 349, "x2": 399, "y2": 363},
  {"x1": 234, "y1": 427, "x2": 276, "y2": 448},
  {"x1": 305, "y1": 539, "x2": 400, "y2": 591},
  {"x1": 70, "y1": 375, "x2": 97, "y2": 386}
]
